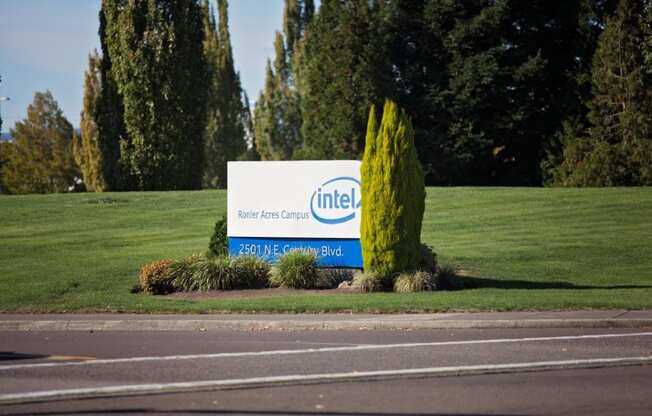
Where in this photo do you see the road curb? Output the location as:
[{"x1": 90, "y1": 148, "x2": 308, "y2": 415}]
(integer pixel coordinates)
[{"x1": 2, "y1": 318, "x2": 652, "y2": 331}]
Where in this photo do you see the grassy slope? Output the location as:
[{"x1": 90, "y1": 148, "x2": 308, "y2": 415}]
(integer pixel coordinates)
[{"x1": 0, "y1": 188, "x2": 650, "y2": 312}]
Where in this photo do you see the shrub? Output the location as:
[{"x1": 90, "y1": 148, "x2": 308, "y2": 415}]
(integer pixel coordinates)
[
  {"x1": 351, "y1": 271, "x2": 386, "y2": 292},
  {"x1": 317, "y1": 268, "x2": 355, "y2": 289},
  {"x1": 208, "y1": 215, "x2": 228, "y2": 257},
  {"x1": 192, "y1": 256, "x2": 233, "y2": 291},
  {"x1": 230, "y1": 256, "x2": 271, "y2": 289},
  {"x1": 169, "y1": 254, "x2": 203, "y2": 292},
  {"x1": 361, "y1": 100, "x2": 425, "y2": 275},
  {"x1": 418, "y1": 244, "x2": 438, "y2": 274},
  {"x1": 434, "y1": 265, "x2": 464, "y2": 291},
  {"x1": 394, "y1": 271, "x2": 434, "y2": 293},
  {"x1": 270, "y1": 250, "x2": 319, "y2": 289},
  {"x1": 139, "y1": 259, "x2": 175, "y2": 295}
]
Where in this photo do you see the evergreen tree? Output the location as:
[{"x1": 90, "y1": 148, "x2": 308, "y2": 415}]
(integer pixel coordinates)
[
  {"x1": 299, "y1": 0, "x2": 387, "y2": 160},
  {"x1": 550, "y1": 0, "x2": 652, "y2": 185},
  {"x1": 254, "y1": 0, "x2": 313, "y2": 161},
  {"x1": 380, "y1": 0, "x2": 609, "y2": 185},
  {"x1": 96, "y1": 2, "x2": 130, "y2": 191},
  {"x1": 202, "y1": 0, "x2": 247, "y2": 188},
  {"x1": 103, "y1": 0, "x2": 208, "y2": 190},
  {"x1": 1, "y1": 91, "x2": 78, "y2": 194},
  {"x1": 254, "y1": 61, "x2": 278, "y2": 160},
  {"x1": 73, "y1": 51, "x2": 106, "y2": 192},
  {"x1": 239, "y1": 91, "x2": 260, "y2": 160},
  {"x1": 360, "y1": 101, "x2": 425, "y2": 274}
]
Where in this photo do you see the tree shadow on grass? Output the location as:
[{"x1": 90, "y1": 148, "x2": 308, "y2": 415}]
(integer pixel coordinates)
[{"x1": 458, "y1": 276, "x2": 652, "y2": 290}]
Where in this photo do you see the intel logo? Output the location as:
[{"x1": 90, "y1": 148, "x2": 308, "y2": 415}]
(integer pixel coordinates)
[{"x1": 310, "y1": 177, "x2": 361, "y2": 225}]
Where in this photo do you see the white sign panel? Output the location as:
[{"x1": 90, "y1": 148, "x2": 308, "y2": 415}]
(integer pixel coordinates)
[{"x1": 227, "y1": 161, "x2": 361, "y2": 239}]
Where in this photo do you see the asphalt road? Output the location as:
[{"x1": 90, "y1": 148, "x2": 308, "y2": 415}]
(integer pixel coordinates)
[{"x1": 1, "y1": 328, "x2": 651, "y2": 415}]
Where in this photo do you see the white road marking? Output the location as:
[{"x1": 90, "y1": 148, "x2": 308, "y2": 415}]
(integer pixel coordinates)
[
  {"x1": 1, "y1": 356, "x2": 651, "y2": 405},
  {"x1": 1, "y1": 331, "x2": 651, "y2": 371}
]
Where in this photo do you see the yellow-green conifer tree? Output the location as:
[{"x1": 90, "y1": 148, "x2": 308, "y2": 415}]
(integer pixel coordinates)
[{"x1": 360, "y1": 100, "x2": 425, "y2": 274}]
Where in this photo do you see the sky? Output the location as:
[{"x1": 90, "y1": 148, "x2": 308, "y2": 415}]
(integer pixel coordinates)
[{"x1": 0, "y1": 0, "x2": 285, "y2": 132}]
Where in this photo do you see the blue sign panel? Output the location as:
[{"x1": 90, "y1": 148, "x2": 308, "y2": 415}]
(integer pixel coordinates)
[{"x1": 228, "y1": 237, "x2": 362, "y2": 268}]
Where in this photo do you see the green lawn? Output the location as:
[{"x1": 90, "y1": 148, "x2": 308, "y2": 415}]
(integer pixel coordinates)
[{"x1": 1, "y1": 188, "x2": 651, "y2": 313}]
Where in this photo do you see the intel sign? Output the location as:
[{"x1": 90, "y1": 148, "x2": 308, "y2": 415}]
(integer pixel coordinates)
[
  {"x1": 227, "y1": 161, "x2": 363, "y2": 267},
  {"x1": 310, "y1": 177, "x2": 361, "y2": 225}
]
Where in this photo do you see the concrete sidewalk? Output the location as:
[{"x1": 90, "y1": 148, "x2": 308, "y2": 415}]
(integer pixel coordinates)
[{"x1": 1, "y1": 310, "x2": 651, "y2": 331}]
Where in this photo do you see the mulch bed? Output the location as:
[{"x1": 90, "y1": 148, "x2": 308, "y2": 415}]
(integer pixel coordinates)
[{"x1": 166, "y1": 286, "x2": 360, "y2": 300}]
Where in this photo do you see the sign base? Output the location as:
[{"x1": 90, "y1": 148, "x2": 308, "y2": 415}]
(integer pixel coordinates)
[{"x1": 228, "y1": 237, "x2": 362, "y2": 268}]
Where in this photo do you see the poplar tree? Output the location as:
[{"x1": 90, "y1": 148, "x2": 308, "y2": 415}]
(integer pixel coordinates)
[
  {"x1": 202, "y1": 0, "x2": 247, "y2": 188},
  {"x1": 73, "y1": 51, "x2": 106, "y2": 192},
  {"x1": 103, "y1": 0, "x2": 208, "y2": 190},
  {"x1": 95, "y1": 2, "x2": 130, "y2": 191},
  {"x1": 1, "y1": 92, "x2": 78, "y2": 194},
  {"x1": 254, "y1": 0, "x2": 313, "y2": 160},
  {"x1": 360, "y1": 101, "x2": 425, "y2": 274}
]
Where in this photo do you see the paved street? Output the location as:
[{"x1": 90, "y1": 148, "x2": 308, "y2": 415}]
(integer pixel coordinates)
[{"x1": 1, "y1": 323, "x2": 651, "y2": 415}]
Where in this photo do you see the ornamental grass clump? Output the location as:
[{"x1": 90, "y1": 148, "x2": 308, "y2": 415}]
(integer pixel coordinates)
[
  {"x1": 230, "y1": 255, "x2": 271, "y2": 289},
  {"x1": 393, "y1": 271, "x2": 435, "y2": 293},
  {"x1": 351, "y1": 271, "x2": 387, "y2": 292},
  {"x1": 192, "y1": 256, "x2": 233, "y2": 291},
  {"x1": 270, "y1": 250, "x2": 319, "y2": 289},
  {"x1": 139, "y1": 259, "x2": 175, "y2": 295},
  {"x1": 169, "y1": 254, "x2": 203, "y2": 292}
]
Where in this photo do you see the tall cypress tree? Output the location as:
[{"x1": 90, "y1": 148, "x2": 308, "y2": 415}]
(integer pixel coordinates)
[
  {"x1": 202, "y1": 0, "x2": 247, "y2": 188},
  {"x1": 103, "y1": 0, "x2": 208, "y2": 190},
  {"x1": 361, "y1": 100, "x2": 425, "y2": 274}
]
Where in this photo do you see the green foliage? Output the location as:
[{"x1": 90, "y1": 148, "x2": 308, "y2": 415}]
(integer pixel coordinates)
[
  {"x1": 1, "y1": 91, "x2": 79, "y2": 194},
  {"x1": 230, "y1": 255, "x2": 271, "y2": 289},
  {"x1": 254, "y1": 0, "x2": 312, "y2": 161},
  {"x1": 208, "y1": 215, "x2": 228, "y2": 257},
  {"x1": 270, "y1": 250, "x2": 319, "y2": 289},
  {"x1": 168, "y1": 254, "x2": 270, "y2": 292},
  {"x1": 351, "y1": 271, "x2": 386, "y2": 293},
  {"x1": 298, "y1": 0, "x2": 386, "y2": 159},
  {"x1": 95, "y1": 4, "x2": 129, "y2": 191},
  {"x1": 192, "y1": 256, "x2": 233, "y2": 291},
  {"x1": 361, "y1": 100, "x2": 425, "y2": 275},
  {"x1": 418, "y1": 244, "x2": 438, "y2": 274},
  {"x1": 318, "y1": 268, "x2": 354, "y2": 289},
  {"x1": 548, "y1": 0, "x2": 652, "y2": 186},
  {"x1": 169, "y1": 254, "x2": 203, "y2": 292},
  {"x1": 434, "y1": 265, "x2": 463, "y2": 291},
  {"x1": 394, "y1": 271, "x2": 434, "y2": 293},
  {"x1": 73, "y1": 51, "x2": 106, "y2": 192},
  {"x1": 102, "y1": 0, "x2": 208, "y2": 190},
  {"x1": 202, "y1": 0, "x2": 248, "y2": 189},
  {"x1": 139, "y1": 259, "x2": 175, "y2": 295}
]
